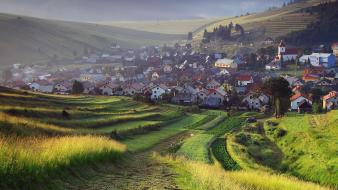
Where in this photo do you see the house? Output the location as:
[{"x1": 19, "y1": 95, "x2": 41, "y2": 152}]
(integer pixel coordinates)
[
  {"x1": 196, "y1": 88, "x2": 209, "y2": 102},
  {"x1": 302, "y1": 73, "x2": 320, "y2": 82},
  {"x1": 172, "y1": 91, "x2": 197, "y2": 105},
  {"x1": 29, "y1": 80, "x2": 50, "y2": 91},
  {"x1": 123, "y1": 83, "x2": 145, "y2": 96},
  {"x1": 331, "y1": 43, "x2": 338, "y2": 57},
  {"x1": 151, "y1": 84, "x2": 169, "y2": 101},
  {"x1": 214, "y1": 58, "x2": 238, "y2": 69},
  {"x1": 264, "y1": 37, "x2": 274, "y2": 45},
  {"x1": 277, "y1": 41, "x2": 298, "y2": 61},
  {"x1": 300, "y1": 53, "x2": 336, "y2": 68},
  {"x1": 242, "y1": 93, "x2": 269, "y2": 110},
  {"x1": 236, "y1": 74, "x2": 253, "y2": 86},
  {"x1": 83, "y1": 81, "x2": 96, "y2": 94},
  {"x1": 297, "y1": 100, "x2": 312, "y2": 113},
  {"x1": 39, "y1": 85, "x2": 54, "y2": 94},
  {"x1": 206, "y1": 88, "x2": 227, "y2": 104},
  {"x1": 206, "y1": 79, "x2": 221, "y2": 90},
  {"x1": 151, "y1": 72, "x2": 160, "y2": 81},
  {"x1": 163, "y1": 64, "x2": 173, "y2": 73},
  {"x1": 54, "y1": 81, "x2": 72, "y2": 93},
  {"x1": 99, "y1": 83, "x2": 120, "y2": 96},
  {"x1": 290, "y1": 92, "x2": 312, "y2": 111},
  {"x1": 265, "y1": 60, "x2": 281, "y2": 70},
  {"x1": 322, "y1": 91, "x2": 337, "y2": 111}
]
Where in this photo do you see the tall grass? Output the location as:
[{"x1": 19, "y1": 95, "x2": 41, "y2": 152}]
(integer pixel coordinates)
[
  {"x1": 163, "y1": 156, "x2": 330, "y2": 190},
  {"x1": 0, "y1": 135, "x2": 126, "y2": 188}
]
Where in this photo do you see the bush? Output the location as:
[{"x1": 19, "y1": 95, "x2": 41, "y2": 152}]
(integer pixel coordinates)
[
  {"x1": 235, "y1": 132, "x2": 251, "y2": 145},
  {"x1": 61, "y1": 110, "x2": 70, "y2": 119},
  {"x1": 274, "y1": 128, "x2": 287, "y2": 138}
]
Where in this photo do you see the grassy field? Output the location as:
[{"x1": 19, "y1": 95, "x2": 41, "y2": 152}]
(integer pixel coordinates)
[
  {"x1": 265, "y1": 111, "x2": 338, "y2": 188},
  {"x1": 1, "y1": 86, "x2": 336, "y2": 189},
  {"x1": 161, "y1": 156, "x2": 329, "y2": 190},
  {"x1": 102, "y1": 18, "x2": 223, "y2": 35},
  {"x1": 0, "y1": 86, "x2": 185, "y2": 189},
  {"x1": 0, "y1": 13, "x2": 184, "y2": 67}
]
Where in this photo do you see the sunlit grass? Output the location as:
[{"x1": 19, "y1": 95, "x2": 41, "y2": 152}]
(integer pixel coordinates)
[
  {"x1": 160, "y1": 156, "x2": 330, "y2": 190},
  {"x1": 0, "y1": 135, "x2": 126, "y2": 188}
]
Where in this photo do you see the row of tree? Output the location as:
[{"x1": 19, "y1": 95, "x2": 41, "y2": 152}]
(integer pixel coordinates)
[{"x1": 202, "y1": 22, "x2": 244, "y2": 43}]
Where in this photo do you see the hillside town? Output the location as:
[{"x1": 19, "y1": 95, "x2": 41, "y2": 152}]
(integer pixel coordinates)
[{"x1": 2, "y1": 40, "x2": 338, "y2": 113}]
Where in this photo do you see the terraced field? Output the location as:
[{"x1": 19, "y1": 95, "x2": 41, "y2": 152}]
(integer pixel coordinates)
[{"x1": 0, "y1": 86, "x2": 335, "y2": 190}]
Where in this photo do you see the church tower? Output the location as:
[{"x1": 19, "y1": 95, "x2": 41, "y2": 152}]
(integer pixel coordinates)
[{"x1": 278, "y1": 40, "x2": 286, "y2": 59}]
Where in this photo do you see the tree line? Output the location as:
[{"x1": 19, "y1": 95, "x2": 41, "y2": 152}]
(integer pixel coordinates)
[{"x1": 202, "y1": 22, "x2": 245, "y2": 43}]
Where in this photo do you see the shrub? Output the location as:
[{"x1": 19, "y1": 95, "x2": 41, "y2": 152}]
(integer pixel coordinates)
[
  {"x1": 274, "y1": 128, "x2": 287, "y2": 138},
  {"x1": 62, "y1": 110, "x2": 70, "y2": 119}
]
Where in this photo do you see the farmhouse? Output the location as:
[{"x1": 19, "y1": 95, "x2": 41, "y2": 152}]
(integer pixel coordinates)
[
  {"x1": 277, "y1": 41, "x2": 298, "y2": 61},
  {"x1": 206, "y1": 79, "x2": 221, "y2": 90},
  {"x1": 322, "y1": 91, "x2": 337, "y2": 111},
  {"x1": 206, "y1": 88, "x2": 227, "y2": 103},
  {"x1": 99, "y1": 83, "x2": 120, "y2": 96},
  {"x1": 290, "y1": 92, "x2": 312, "y2": 111}
]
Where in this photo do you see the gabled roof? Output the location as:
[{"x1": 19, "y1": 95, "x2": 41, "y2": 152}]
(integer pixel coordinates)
[
  {"x1": 323, "y1": 91, "x2": 337, "y2": 101},
  {"x1": 236, "y1": 74, "x2": 252, "y2": 81},
  {"x1": 207, "y1": 88, "x2": 226, "y2": 97},
  {"x1": 290, "y1": 92, "x2": 312, "y2": 102}
]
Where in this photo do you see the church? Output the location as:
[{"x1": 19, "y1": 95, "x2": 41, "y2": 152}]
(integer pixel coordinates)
[{"x1": 277, "y1": 41, "x2": 298, "y2": 61}]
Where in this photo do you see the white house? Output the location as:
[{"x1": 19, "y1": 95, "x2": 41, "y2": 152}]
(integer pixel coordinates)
[
  {"x1": 215, "y1": 58, "x2": 238, "y2": 69},
  {"x1": 151, "y1": 84, "x2": 169, "y2": 101},
  {"x1": 39, "y1": 85, "x2": 54, "y2": 93},
  {"x1": 236, "y1": 75, "x2": 253, "y2": 86},
  {"x1": 242, "y1": 93, "x2": 269, "y2": 110},
  {"x1": 290, "y1": 93, "x2": 312, "y2": 111},
  {"x1": 323, "y1": 91, "x2": 337, "y2": 111},
  {"x1": 299, "y1": 53, "x2": 335, "y2": 68}
]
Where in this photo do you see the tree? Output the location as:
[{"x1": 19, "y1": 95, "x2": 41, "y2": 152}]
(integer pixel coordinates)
[
  {"x1": 72, "y1": 80, "x2": 84, "y2": 94},
  {"x1": 262, "y1": 77, "x2": 292, "y2": 117},
  {"x1": 188, "y1": 32, "x2": 193, "y2": 41}
]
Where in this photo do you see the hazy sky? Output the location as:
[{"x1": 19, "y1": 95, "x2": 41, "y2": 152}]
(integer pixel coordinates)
[{"x1": 0, "y1": 0, "x2": 288, "y2": 21}]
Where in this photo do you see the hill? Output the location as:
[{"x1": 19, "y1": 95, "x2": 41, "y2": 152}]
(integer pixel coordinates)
[
  {"x1": 103, "y1": 18, "x2": 224, "y2": 35},
  {"x1": 225, "y1": 111, "x2": 338, "y2": 189},
  {"x1": 193, "y1": 0, "x2": 324, "y2": 54},
  {"x1": 0, "y1": 87, "x2": 333, "y2": 190},
  {"x1": 0, "y1": 13, "x2": 184, "y2": 67}
]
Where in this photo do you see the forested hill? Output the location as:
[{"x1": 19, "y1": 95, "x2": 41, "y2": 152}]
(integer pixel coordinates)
[{"x1": 282, "y1": 1, "x2": 338, "y2": 45}]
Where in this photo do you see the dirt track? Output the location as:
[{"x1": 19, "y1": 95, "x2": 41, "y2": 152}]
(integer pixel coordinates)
[{"x1": 72, "y1": 132, "x2": 189, "y2": 190}]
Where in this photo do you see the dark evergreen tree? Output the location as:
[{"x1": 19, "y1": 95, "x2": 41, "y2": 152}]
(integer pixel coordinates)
[{"x1": 72, "y1": 80, "x2": 84, "y2": 94}]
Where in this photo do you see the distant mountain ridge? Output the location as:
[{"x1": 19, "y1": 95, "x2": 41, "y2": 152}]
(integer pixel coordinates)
[{"x1": 0, "y1": 13, "x2": 184, "y2": 67}]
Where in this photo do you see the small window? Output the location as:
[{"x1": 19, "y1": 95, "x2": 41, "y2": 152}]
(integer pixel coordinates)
[{"x1": 214, "y1": 92, "x2": 216, "y2": 95}]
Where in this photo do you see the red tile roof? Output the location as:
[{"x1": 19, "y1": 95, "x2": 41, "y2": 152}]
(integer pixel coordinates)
[
  {"x1": 323, "y1": 91, "x2": 337, "y2": 101},
  {"x1": 236, "y1": 74, "x2": 252, "y2": 81},
  {"x1": 290, "y1": 92, "x2": 312, "y2": 102}
]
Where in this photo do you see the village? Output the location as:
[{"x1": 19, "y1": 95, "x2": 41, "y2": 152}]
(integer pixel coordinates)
[{"x1": 2, "y1": 40, "x2": 338, "y2": 114}]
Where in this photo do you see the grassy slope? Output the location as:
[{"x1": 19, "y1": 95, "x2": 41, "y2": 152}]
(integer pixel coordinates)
[
  {"x1": 196, "y1": 0, "x2": 321, "y2": 39},
  {"x1": 193, "y1": 0, "x2": 322, "y2": 54},
  {"x1": 265, "y1": 112, "x2": 338, "y2": 188},
  {"x1": 0, "y1": 86, "x2": 183, "y2": 189},
  {"x1": 101, "y1": 18, "x2": 224, "y2": 35},
  {"x1": 0, "y1": 13, "x2": 184, "y2": 67}
]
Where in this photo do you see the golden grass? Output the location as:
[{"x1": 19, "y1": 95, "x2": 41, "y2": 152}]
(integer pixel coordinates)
[
  {"x1": 0, "y1": 135, "x2": 126, "y2": 187},
  {"x1": 0, "y1": 112, "x2": 74, "y2": 134},
  {"x1": 161, "y1": 156, "x2": 331, "y2": 190}
]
